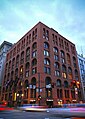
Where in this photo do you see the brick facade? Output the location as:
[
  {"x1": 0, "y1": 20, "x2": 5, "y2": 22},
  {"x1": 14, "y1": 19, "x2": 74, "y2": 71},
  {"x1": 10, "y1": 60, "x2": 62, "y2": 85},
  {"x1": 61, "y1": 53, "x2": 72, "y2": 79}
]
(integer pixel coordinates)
[{"x1": 1, "y1": 22, "x2": 82, "y2": 107}]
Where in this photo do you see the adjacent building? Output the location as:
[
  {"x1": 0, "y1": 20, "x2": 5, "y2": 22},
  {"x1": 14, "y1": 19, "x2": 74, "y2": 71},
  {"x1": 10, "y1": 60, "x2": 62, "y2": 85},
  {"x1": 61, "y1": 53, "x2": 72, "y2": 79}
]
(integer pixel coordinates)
[
  {"x1": 0, "y1": 41, "x2": 12, "y2": 100},
  {"x1": 1, "y1": 22, "x2": 82, "y2": 107},
  {"x1": 77, "y1": 54, "x2": 85, "y2": 101}
]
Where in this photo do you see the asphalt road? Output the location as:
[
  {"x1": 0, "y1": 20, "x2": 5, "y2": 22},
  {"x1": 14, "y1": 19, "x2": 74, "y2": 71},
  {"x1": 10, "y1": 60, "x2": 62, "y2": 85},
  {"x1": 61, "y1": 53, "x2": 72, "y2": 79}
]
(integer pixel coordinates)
[
  {"x1": 0, "y1": 110, "x2": 64, "y2": 119},
  {"x1": 0, "y1": 108, "x2": 85, "y2": 119}
]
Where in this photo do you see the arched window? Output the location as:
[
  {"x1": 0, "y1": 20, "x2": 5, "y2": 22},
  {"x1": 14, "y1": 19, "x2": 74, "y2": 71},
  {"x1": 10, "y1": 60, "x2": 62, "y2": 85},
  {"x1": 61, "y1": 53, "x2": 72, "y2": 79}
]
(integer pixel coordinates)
[
  {"x1": 11, "y1": 71, "x2": 14, "y2": 80},
  {"x1": 75, "y1": 69, "x2": 78, "y2": 75},
  {"x1": 44, "y1": 58, "x2": 50, "y2": 65},
  {"x1": 73, "y1": 56, "x2": 77, "y2": 68},
  {"x1": 25, "y1": 62, "x2": 30, "y2": 77},
  {"x1": 62, "y1": 65, "x2": 67, "y2": 79},
  {"x1": 67, "y1": 53, "x2": 71, "y2": 65},
  {"x1": 15, "y1": 68, "x2": 18, "y2": 77},
  {"x1": 32, "y1": 58, "x2": 37, "y2": 66},
  {"x1": 44, "y1": 42, "x2": 49, "y2": 49},
  {"x1": 54, "y1": 62, "x2": 60, "y2": 69},
  {"x1": 30, "y1": 77, "x2": 36, "y2": 98},
  {"x1": 20, "y1": 51, "x2": 24, "y2": 64},
  {"x1": 61, "y1": 50, "x2": 65, "y2": 63},
  {"x1": 12, "y1": 58, "x2": 15, "y2": 70},
  {"x1": 24, "y1": 80, "x2": 29, "y2": 88},
  {"x1": 75, "y1": 69, "x2": 78, "y2": 80},
  {"x1": 32, "y1": 42, "x2": 37, "y2": 50},
  {"x1": 20, "y1": 66, "x2": 23, "y2": 73},
  {"x1": 25, "y1": 62, "x2": 30, "y2": 70},
  {"x1": 64, "y1": 81, "x2": 68, "y2": 88},
  {"x1": 56, "y1": 79, "x2": 61, "y2": 87},
  {"x1": 53, "y1": 47, "x2": 58, "y2": 53},
  {"x1": 16, "y1": 55, "x2": 19, "y2": 67},
  {"x1": 26, "y1": 47, "x2": 30, "y2": 61},
  {"x1": 61, "y1": 50, "x2": 65, "y2": 57},
  {"x1": 8, "y1": 61, "x2": 11, "y2": 72},
  {"x1": 20, "y1": 66, "x2": 23, "y2": 79},
  {"x1": 57, "y1": 89, "x2": 62, "y2": 98},
  {"x1": 32, "y1": 43, "x2": 37, "y2": 58},
  {"x1": 68, "y1": 67, "x2": 72, "y2": 79},
  {"x1": 45, "y1": 77, "x2": 51, "y2": 85},
  {"x1": 45, "y1": 77, "x2": 52, "y2": 98}
]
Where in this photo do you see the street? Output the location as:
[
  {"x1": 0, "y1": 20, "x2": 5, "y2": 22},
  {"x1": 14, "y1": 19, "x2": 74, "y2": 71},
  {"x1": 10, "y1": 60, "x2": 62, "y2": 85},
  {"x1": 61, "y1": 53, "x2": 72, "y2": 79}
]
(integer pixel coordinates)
[
  {"x1": 0, "y1": 107, "x2": 85, "y2": 119},
  {"x1": 1, "y1": 110, "x2": 62, "y2": 119}
]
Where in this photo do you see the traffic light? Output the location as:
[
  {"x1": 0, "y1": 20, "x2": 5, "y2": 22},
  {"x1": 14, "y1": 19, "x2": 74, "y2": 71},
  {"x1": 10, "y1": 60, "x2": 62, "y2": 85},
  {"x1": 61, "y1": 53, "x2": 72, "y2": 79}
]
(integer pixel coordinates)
[{"x1": 38, "y1": 95, "x2": 42, "y2": 101}]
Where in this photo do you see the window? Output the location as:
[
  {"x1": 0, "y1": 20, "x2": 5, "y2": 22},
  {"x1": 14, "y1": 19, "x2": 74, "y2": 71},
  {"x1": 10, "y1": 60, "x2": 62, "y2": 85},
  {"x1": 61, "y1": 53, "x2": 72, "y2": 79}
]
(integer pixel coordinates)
[
  {"x1": 71, "y1": 90, "x2": 75, "y2": 99},
  {"x1": 25, "y1": 62, "x2": 30, "y2": 70},
  {"x1": 15, "y1": 68, "x2": 18, "y2": 77},
  {"x1": 75, "y1": 69, "x2": 78, "y2": 75},
  {"x1": 25, "y1": 71, "x2": 29, "y2": 78},
  {"x1": 32, "y1": 67, "x2": 37, "y2": 74},
  {"x1": 61, "y1": 58, "x2": 65, "y2": 63},
  {"x1": 54, "y1": 62, "x2": 60, "y2": 69},
  {"x1": 44, "y1": 42, "x2": 49, "y2": 49},
  {"x1": 30, "y1": 78, "x2": 36, "y2": 98},
  {"x1": 67, "y1": 53, "x2": 71, "y2": 65},
  {"x1": 26, "y1": 47, "x2": 30, "y2": 62},
  {"x1": 32, "y1": 59, "x2": 37, "y2": 66},
  {"x1": 20, "y1": 51, "x2": 24, "y2": 64},
  {"x1": 75, "y1": 69, "x2": 78, "y2": 80},
  {"x1": 32, "y1": 42, "x2": 37, "y2": 50},
  {"x1": 71, "y1": 45, "x2": 75, "y2": 55},
  {"x1": 12, "y1": 58, "x2": 15, "y2": 70},
  {"x1": 54, "y1": 55, "x2": 59, "y2": 61},
  {"x1": 64, "y1": 81, "x2": 68, "y2": 88},
  {"x1": 68, "y1": 67, "x2": 73, "y2": 79},
  {"x1": 43, "y1": 28, "x2": 49, "y2": 40},
  {"x1": 8, "y1": 61, "x2": 11, "y2": 72},
  {"x1": 44, "y1": 50, "x2": 49, "y2": 56},
  {"x1": 65, "y1": 41, "x2": 69, "y2": 52},
  {"x1": 20, "y1": 66, "x2": 23, "y2": 73},
  {"x1": 56, "y1": 79, "x2": 61, "y2": 87},
  {"x1": 73, "y1": 56, "x2": 77, "y2": 68},
  {"x1": 57, "y1": 89, "x2": 62, "y2": 98},
  {"x1": 16, "y1": 55, "x2": 19, "y2": 67},
  {"x1": 32, "y1": 50, "x2": 37, "y2": 58},
  {"x1": 44, "y1": 58, "x2": 50, "y2": 65},
  {"x1": 44, "y1": 67, "x2": 51, "y2": 74},
  {"x1": 55, "y1": 70, "x2": 60, "y2": 77},
  {"x1": 24, "y1": 80, "x2": 29, "y2": 88},
  {"x1": 62, "y1": 65, "x2": 67, "y2": 79},
  {"x1": 65, "y1": 90, "x2": 69, "y2": 98},
  {"x1": 46, "y1": 88, "x2": 52, "y2": 98},
  {"x1": 61, "y1": 50, "x2": 65, "y2": 57},
  {"x1": 62, "y1": 72, "x2": 67, "y2": 79},
  {"x1": 53, "y1": 47, "x2": 58, "y2": 53},
  {"x1": 61, "y1": 50, "x2": 65, "y2": 63}
]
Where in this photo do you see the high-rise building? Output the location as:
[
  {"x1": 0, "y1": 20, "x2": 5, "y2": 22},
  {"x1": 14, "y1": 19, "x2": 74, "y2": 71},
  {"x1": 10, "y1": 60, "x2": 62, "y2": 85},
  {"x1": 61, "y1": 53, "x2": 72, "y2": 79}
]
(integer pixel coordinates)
[
  {"x1": 0, "y1": 41, "x2": 12, "y2": 101},
  {"x1": 77, "y1": 54, "x2": 85, "y2": 101},
  {"x1": 1, "y1": 22, "x2": 82, "y2": 107}
]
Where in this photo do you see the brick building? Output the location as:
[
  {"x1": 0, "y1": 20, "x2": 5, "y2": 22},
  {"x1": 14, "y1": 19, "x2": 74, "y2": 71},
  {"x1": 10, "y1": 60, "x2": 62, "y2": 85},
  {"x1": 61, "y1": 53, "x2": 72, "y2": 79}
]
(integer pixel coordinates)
[{"x1": 1, "y1": 22, "x2": 82, "y2": 107}]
